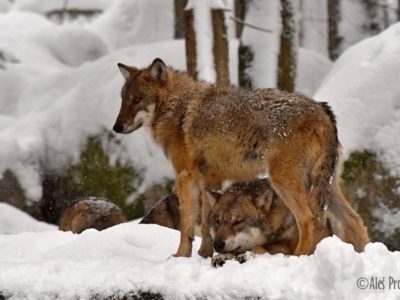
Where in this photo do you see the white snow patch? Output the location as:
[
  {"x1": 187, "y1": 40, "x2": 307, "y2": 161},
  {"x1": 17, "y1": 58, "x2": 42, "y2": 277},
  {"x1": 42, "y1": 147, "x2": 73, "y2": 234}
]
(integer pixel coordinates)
[
  {"x1": 0, "y1": 203, "x2": 56, "y2": 234},
  {"x1": 296, "y1": 48, "x2": 332, "y2": 96},
  {"x1": 241, "y1": 0, "x2": 281, "y2": 88},
  {"x1": 372, "y1": 203, "x2": 400, "y2": 238},
  {"x1": 0, "y1": 222, "x2": 399, "y2": 299},
  {"x1": 315, "y1": 23, "x2": 400, "y2": 177},
  {"x1": 90, "y1": 0, "x2": 174, "y2": 50}
]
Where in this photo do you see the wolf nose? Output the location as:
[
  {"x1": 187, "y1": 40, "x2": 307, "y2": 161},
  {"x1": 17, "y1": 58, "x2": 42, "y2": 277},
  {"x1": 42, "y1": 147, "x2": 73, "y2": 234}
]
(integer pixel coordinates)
[
  {"x1": 213, "y1": 240, "x2": 225, "y2": 252},
  {"x1": 113, "y1": 123, "x2": 124, "y2": 133}
]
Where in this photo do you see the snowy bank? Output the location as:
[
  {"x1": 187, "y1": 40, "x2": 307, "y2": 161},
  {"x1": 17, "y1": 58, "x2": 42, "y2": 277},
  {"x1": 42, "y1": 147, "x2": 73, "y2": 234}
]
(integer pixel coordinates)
[
  {"x1": 315, "y1": 23, "x2": 400, "y2": 178},
  {"x1": 0, "y1": 221, "x2": 399, "y2": 300},
  {"x1": 0, "y1": 202, "x2": 55, "y2": 234}
]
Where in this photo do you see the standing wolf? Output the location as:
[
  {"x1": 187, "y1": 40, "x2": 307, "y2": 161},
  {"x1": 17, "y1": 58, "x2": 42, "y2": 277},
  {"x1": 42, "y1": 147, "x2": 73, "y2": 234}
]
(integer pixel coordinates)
[{"x1": 113, "y1": 58, "x2": 350, "y2": 257}]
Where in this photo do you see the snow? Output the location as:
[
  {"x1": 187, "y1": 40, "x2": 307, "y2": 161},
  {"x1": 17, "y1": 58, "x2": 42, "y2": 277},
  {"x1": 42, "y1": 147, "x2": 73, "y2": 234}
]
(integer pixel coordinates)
[
  {"x1": 241, "y1": 0, "x2": 282, "y2": 88},
  {"x1": 13, "y1": 0, "x2": 112, "y2": 14},
  {"x1": 186, "y1": 0, "x2": 219, "y2": 82},
  {"x1": 296, "y1": 48, "x2": 332, "y2": 96},
  {"x1": 90, "y1": 0, "x2": 174, "y2": 50},
  {"x1": 314, "y1": 23, "x2": 400, "y2": 178},
  {"x1": 0, "y1": 218, "x2": 399, "y2": 299},
  {"x1": 0, "y1": 203, "x2": 56, "y2": 234},
  {"x1": 372, "y1": 204, "x2": 400, "y2": 238},
  {"x1": 297, "y1": 0, "x2": 328, "y2": 57}
]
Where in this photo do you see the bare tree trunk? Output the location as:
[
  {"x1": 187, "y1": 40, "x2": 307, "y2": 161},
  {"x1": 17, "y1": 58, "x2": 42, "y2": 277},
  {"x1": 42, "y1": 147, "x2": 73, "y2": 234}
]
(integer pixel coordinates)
[
  {"x1": 61, "y1": 0, "x2": 69, "y2": 24},
  {"x1": 212, "y1": 9, "x2": 230, "y2": 87},
  {"x1": 277, "y1": 0, "x2": 297, "y2": 92},
  {"x1": 184, "y1": 8, "x2": 197, "y2": 79},
  {"x1": 238, "y1": 0, "x2": 253, "y2": 89},
  {"x1": 382, "y1": 0, "x2": 390, "y2": 28},
  {"x1": 397, "y1": 0, "x2": 400, "y2": 21},
  {"x1": 361, "y1": 0, "x2": 384, "y2": 35},
  {"x1": 174, "y1": 0, "x2": 187, "y2": 39},
  {"x1": 327, "y1": 0, "x2": 343, "y2": 61},
  {"x1": 235, "y1": 0, "x2": 246, "y2": 38}
]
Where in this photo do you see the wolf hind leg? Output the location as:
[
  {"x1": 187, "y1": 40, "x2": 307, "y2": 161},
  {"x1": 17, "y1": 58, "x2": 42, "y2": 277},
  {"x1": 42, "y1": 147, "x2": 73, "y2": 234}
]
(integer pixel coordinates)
[{"x1": 268, "y1": 162, "x2": 316, "y2": 256}]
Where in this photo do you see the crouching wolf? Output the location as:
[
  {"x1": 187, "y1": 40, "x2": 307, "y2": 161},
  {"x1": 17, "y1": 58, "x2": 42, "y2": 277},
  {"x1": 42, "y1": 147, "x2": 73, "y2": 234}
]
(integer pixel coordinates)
[
  {"x1": 141, "y1": 179, "x2": 369, "y2": 266},
  {"x1": 114, "y1": 58, "x2": 356, "y2": 257},
  {"x1": 207, "y1": 179, "x2": 368, "y2": 265}
]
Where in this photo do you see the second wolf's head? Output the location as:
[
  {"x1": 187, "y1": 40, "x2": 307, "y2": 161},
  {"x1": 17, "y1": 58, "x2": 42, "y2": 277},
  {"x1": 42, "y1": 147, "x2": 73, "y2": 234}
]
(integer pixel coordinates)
[
  {"x1": 113, "y1": 58, "x2": 169, "y2": 134},
  {"x1": 207, "y1": 180, "x2": 292, "y2": 254}
]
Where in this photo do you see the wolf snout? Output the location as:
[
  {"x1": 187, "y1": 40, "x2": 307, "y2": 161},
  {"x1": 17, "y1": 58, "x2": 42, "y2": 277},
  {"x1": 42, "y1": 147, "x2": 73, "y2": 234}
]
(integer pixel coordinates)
[
  {"x1": 113, "y1": 123, "x2": 124, "y2": 133},
  {"x1": 213, "y1": 240, "x2": 225, "y2": 252}
]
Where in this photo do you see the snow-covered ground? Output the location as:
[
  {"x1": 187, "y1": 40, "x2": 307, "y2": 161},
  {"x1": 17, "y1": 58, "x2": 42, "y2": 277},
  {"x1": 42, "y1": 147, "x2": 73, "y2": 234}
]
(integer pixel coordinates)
[
  {"x1": 0, "y1": 214, "x2": 399, "y2": 300},
  {"x1": 0, "y1": 203, "x2": 55, "y2": 234}
]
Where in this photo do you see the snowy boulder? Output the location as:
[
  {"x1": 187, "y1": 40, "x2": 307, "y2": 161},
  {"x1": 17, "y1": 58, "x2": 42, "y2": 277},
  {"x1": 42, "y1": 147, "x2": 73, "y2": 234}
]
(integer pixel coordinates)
[
  {"x1": 58, "y1": 198, "x2": 127, "y2": 233},
  {"x1": 35, "y1": 25, "x2": 109, "y2": 67}
]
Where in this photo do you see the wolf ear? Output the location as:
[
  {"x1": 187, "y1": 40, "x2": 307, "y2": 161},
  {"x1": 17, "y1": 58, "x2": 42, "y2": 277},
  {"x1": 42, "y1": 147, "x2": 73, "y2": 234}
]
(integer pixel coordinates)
[
  {"x1": 254, "y1": 189, "x2": 274, "y2": 212},
  {"x1": 118, "y1": 63, "x2": 138, "y2": 80},
  {"x1": 150, "y1": 58, "x2": 167, "y2": 82},
  {"x1": 117, "y1": 63, "x2": 131, "y2": 80}
]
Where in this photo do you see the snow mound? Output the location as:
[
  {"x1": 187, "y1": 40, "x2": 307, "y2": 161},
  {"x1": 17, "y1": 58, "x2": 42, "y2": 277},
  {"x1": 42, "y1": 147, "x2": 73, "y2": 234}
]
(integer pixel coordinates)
[
  {"x1": 13, "y1": 0, "x2": 112, "y2": 14},
  {"x1": 0, "y1": 222, "x2": 399, "y2": 299},
  {"x1": 90, "y1": 0, "x2": 174, "y2": 50},
  {"x1": 315, "y1": 23, "x2": 400, "y2": 176},
  {"x1": 0, "y1": 11, "x2": 108, "y2": 69},
  {"x1": 0, "y1": 0, "x2": 10, "y2": 12},
  {"x1": 0, "y1": 203, "x2": 55, "y2": 234}
]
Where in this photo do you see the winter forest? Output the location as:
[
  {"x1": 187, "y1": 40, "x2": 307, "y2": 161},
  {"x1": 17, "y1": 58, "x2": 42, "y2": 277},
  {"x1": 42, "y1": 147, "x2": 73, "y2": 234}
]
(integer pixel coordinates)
[{"x1": 1, "y1": 0, "x2": 400, "y2": 299}]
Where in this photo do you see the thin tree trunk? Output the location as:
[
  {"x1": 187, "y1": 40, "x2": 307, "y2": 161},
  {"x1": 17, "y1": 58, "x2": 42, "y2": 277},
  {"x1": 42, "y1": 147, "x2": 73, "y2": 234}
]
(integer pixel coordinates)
[
  {"x1": 184, "y1": 8, "x2": 197, "y2": 79},
  {"x1": 174, "y1": 0, "x2": 187, "y2": 39},
  {"x1": 327, "y1": 0, "x2": 343, "y2": 61},
  {"x1": 277, "y1": 0, "x2": 297, "y2": 92},
  {"x1": 238, "y1": 0, "x2": 253, "y2": 89},
  {"x1": 61, "y1": 0, "x2": 69, "y2": 24},
  {"x1": 212, "y1": 9, "x2": 230, "y2": 87},
  {"x1": 361, "y1": 0, "x2": 383, "y2": 35},
  {"x1": 397, "y1": 0, "x2": 400, "y2": 21},
  {"x1": 235, "y1": 0, "x2": 246, "y2": 38}
]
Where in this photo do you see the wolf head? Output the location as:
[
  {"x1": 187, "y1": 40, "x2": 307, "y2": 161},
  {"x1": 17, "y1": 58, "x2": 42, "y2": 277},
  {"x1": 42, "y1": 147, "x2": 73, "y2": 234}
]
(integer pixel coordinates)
[
  {"x1": 113, "y1": 58, "x2": 168, "y2": 134},
  {"x1": 207, "y1": 180, "x2": 276, "y2": 254}
]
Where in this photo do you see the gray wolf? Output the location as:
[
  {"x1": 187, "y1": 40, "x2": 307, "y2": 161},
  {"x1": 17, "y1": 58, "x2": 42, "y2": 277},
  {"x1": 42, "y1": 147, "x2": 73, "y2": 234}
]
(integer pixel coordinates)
[{"x1": 113, "y1": 58, "x2": 366, "y2": 257}]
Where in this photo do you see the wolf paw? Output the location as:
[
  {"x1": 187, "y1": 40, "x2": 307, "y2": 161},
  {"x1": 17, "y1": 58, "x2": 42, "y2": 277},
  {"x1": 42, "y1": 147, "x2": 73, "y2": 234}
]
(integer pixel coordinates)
[
  {"x1": 211, "y1": 253, "x2": 236, "y2": 267},
  {"x1": 235, "y1": 253, "x2": 248, "y2": 264}
]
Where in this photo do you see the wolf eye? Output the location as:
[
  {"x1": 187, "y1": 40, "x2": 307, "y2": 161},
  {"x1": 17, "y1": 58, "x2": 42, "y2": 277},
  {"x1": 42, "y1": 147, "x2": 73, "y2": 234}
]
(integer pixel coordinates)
[
  {"x1": 233, "y1": 219, "x2": 244, "y2": 226},
  {"x1": 133, "y1": 97, "x2": 142, "y2": 103}
]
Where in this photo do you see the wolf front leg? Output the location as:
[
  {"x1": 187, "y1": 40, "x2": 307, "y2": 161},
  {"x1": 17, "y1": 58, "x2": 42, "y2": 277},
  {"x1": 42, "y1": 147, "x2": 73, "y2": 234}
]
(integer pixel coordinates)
[
  {"x1": 197, "y1": 189, "x2": 214, "y2": 258},
  {"x1": 173, "y1": 170, "x2": 200, "y2": 257}
]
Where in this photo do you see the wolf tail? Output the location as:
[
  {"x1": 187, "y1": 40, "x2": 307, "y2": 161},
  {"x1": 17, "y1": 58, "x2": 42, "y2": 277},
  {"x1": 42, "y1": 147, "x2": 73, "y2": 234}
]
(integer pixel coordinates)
[
  {"x1": 327, "y1": 185, "x2": 369, "y2": 251},
  {"x1": 310, "y1": 102, "x2": 339, "y2": 227}
]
